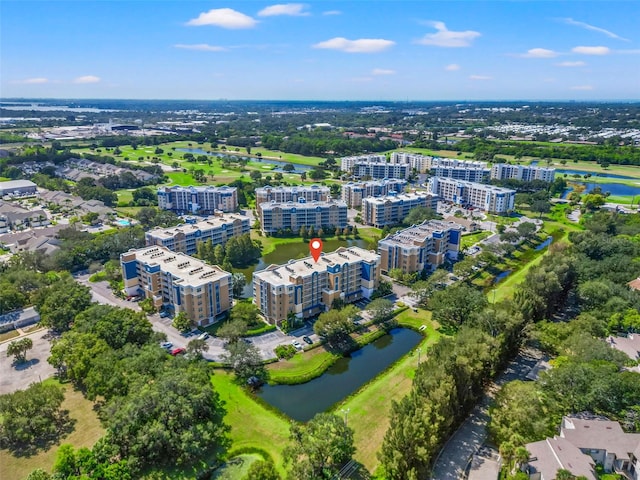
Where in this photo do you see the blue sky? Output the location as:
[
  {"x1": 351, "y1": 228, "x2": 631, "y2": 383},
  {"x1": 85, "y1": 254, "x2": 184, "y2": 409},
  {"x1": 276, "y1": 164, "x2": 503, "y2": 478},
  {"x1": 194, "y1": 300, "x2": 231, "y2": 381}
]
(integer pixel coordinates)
[{"x1": 1, "y1": 1, "x2": 639, "y2": 100}]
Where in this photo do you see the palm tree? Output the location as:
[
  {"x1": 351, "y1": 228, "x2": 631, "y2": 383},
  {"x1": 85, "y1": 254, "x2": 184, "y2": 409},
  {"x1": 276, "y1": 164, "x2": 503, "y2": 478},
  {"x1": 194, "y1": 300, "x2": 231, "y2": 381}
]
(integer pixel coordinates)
[
  {"x1": 499, "y1": 441, "x2": 515, "y2": 473},
  {"x1": 514, "y1": 446, "x2": 529, "y2": 474},
  {"x1": 555, "y1": 469, "x2": 575, "y2": 480}
]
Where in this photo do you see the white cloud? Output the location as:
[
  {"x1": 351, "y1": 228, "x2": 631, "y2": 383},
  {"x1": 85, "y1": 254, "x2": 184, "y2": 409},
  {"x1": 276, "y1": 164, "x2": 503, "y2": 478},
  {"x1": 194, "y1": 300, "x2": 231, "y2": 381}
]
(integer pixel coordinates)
[
  {"x1": 322, "y1": 10, "x2": 341, "y2": 16},
  {"x1": 313, "y1": 37, "x2": 395, "y2": 53},
  {"x1": 74, "y1": 75, "x2": 100, "y2": 84},
  {"x1": 572, "y1": 46, "x2": 611, "y2": 55},
  {"x1": 416, "y1": 21, "x2": 480, "y2": 47},
  {"x1": 187, "y1": 8, "x2": 257, "y2": 29},
  {"x1": 372, "y1": 68, "x2": 395, "y2": 75},
  {"x1": 258, "y1": 3, "x2": 309, "y2": 17},
  {"x1": 556, "y1": 61, "x2": 586, "y2": 67},
  {"x1": 570, "y1": 85, "x2": 594, "y2": 91},
  {"x1": 469, "y1": 75, "x2": 492, "y2": 81},
  {"x1": 174, "y1": 43, "x2": 226, "y2": 52},
  {"x1": 445, "y1": 63, "x2": 461, "y2": 71},
  {"x1": 518, "y1": 48, "x2": 559, "y2": 58},
  {"x1": 22, "y1": 77, "x2": 49, "y2": 84},
  {"x1": 560, "y1": 18, "x2": 629, "y2": 42}
]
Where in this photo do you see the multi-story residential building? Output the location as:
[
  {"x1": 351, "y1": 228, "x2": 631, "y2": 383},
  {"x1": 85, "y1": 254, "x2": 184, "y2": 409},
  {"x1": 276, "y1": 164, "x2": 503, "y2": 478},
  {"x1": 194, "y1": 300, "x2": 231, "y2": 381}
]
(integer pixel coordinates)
[
  {"x1": 253, "y1": 246, "x2": 380, "y2": 325},
  {"x1": 340, "y1": 154, "x2": 387, "y2": 172},
  {"x1": 391, "y1": 152, "x2": 488, "y2": 174},
  {"x1": 362, "y1": 192, "x2": 439, "y2": 228},
  {"x1": 121, "y1": 246, "x2": 232, "y2": 326},
  {"x1": 431, "y1": 166, "x2": 489, "y2": 183},
  {"x1": 260, "y1": 199, "x2": 348, "y2": 235},
  {"x1": 490, "y1": 163, "x2": 556, "y2": 182},
  {"x1": 145, "y1": 213, "x2": 250, "y2": 255},
  {"x1": 157, "y1": 185, "x2": 238, "y2": 214},
  {"x1": 255, "y1": 185, "x2": 330, "y2": 206},
  {"x1": 341, "y1": 179, "x2": 407, "y2": 208},
  {"x1": 378, "y1": 220, "x2": 462, "y2": 274},
  {"x1": 352, "y1": 162, "x2": 411, "y2": 180},
  {"x1": 428, "y1": 177, "x2": 515, "y2": 214}
]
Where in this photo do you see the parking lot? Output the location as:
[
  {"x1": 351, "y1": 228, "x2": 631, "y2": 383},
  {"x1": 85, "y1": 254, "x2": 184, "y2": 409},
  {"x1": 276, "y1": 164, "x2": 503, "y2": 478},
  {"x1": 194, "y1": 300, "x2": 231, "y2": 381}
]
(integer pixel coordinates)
[{"x1": 0, "y1": 329, "x2": 57, "y2": 395}]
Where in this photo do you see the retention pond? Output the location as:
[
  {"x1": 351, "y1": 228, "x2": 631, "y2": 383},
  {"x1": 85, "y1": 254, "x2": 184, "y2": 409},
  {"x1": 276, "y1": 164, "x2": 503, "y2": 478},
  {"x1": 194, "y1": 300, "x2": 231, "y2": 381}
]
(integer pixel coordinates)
[{"x1": 258, "y1": 327, "x2": 422, "y2": 421}]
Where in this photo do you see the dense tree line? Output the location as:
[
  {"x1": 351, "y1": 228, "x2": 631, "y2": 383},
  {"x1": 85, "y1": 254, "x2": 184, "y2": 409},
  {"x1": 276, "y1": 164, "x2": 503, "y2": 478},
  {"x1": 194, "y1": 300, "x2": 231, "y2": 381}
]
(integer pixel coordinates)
[
  {"x1": 196, "y1": 233, "x2": 262, "y2": 269},
  {"x1": 261, "y1": 131, "x2": 398, "y2": 157}
]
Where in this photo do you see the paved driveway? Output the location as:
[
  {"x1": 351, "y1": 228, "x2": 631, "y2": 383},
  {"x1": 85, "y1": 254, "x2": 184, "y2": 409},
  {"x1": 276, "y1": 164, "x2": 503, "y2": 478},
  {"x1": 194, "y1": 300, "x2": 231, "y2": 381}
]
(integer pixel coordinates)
[{"x1": 0, "y1": 329, "x2": 57, "y2": 394}]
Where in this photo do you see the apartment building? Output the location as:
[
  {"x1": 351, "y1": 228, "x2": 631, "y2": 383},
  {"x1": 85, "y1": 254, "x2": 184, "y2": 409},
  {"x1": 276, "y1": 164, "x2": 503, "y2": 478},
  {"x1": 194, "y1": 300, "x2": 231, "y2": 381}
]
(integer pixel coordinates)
[
  {"x1": 157, "y1": 185, "x2": 238, "y2": 214},
  {"x1": 428, "y1": 177, "x2": 515, "y2": 214},
  {"x1": 341, "y1": 179, "x2": 407, "y2": 208},
  {"x1": 362, "y1": 192, "x2": 439, "y2": 228},
  {"x1": 340, "y1": 154, "x2": 387, "y2": 172},
  {"x1": 255, "y1": 185, "x2": 330, "y2": 205},
  {"x1": 352, "y1": 162, "x2": 411, "y2": 180},
  {"x1": 491, "y1": 163, "x2": 556, "y2": 182},
  {"x1": 378, "y1": 220, "x2": 462, "y2": 274},
  {"x1": 145, "y1": 213, "x2": 250, "y2": 255},
  {"x1": 121, "y1": 246, "x2": 232, "y2": 326},
  {"x1": 260, "y1": 199, "x2": 348, "y2": 235},
  {"x1": 253, "y1": 246, "x2": 380, "y2": 325},
  {"x1": 391, "y1": 152, "x2": 488, "y2": 174}
]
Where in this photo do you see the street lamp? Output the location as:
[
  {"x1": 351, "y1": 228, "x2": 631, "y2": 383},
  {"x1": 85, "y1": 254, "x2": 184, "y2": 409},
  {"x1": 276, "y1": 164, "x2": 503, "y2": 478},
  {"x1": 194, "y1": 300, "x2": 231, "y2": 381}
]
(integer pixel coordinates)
[{"x1": 341, "y1": 408, "x2": 350, "y2": 426}]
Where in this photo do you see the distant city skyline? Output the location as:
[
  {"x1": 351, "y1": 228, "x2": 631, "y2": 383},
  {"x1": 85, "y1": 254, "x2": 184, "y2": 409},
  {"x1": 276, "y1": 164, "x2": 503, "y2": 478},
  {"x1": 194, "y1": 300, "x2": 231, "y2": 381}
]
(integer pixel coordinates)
[{"x1": 1, "y1": 1, "x2": 639, "y2": 100}]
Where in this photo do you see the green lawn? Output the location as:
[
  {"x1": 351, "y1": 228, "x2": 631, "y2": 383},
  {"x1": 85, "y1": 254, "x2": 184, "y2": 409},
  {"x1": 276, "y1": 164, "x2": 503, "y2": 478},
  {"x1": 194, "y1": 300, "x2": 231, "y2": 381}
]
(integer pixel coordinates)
[
  {"x1": 0, "y1": 381, "x2": 104, "y2": 480},
  {"x1": 461, "y1": 230, "x2": 491, "y2": 249},
  {"x1": 267, "y1": 344, "x2": 340, "y2": 384},
  {"x1": 210, "y1": 371, "x2": 290, "y2": 477}
]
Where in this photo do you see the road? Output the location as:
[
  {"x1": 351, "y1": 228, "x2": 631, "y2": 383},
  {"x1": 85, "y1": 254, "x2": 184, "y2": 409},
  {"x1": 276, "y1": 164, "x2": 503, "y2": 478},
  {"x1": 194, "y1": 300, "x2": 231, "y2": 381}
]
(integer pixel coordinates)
[
  {"x1": 0, "y1": 329, "x2": 58, "y2": 394},
  {"x1": 430, "y1": 348, "x2": 543, "y2": 480}
]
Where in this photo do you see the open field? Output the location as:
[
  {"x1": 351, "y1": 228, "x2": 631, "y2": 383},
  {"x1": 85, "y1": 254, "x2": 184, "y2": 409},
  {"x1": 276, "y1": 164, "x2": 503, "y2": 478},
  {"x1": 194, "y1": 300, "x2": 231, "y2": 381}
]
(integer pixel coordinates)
[
  {"x1": 461, "y1": 230, "x2": 491, "y2": 249},
  {"x1": 210, "y1": 371, "x2": 290, "y2": 477},
  {"x1": 0, "y1": 380, "x2": 104, "y2": 480}
]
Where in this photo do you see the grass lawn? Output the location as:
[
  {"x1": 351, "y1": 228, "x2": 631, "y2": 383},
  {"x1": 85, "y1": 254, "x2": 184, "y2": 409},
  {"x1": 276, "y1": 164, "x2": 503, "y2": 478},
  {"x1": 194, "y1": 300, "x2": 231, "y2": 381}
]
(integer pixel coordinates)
[
  {"x1": 211, "y1": 454, "x2": 263, "y2": 480},
  {"x1": 267, "y1": 344, "x2": 340, "y2": 384},
  {"x1": 0, "y1": 380, "x2": 104, "y2": 480},
  {"x1": 461, "y1": 230, "x2": 491, "y2": 249},
  {"x1": 0, "y1": 330, "x2": 19, "y2": 342},
  {"x1": 210, "y1": 371, "x2": 290, "y2": 477},
  {"x1": 251, "y1": 232, "x2": 308, "y2": 256},
  {"x1": 116, "y1": 188, "x2": 134, "y2": 206},
  {"x1": 115, "y1": 206, "x2": 144, "y2": 218},
  {"x1": 247, "y1": 147, "x2": 325, "y2": 167},
  {"x1": 334, "y1": 309, "x2": 441, "y2": 472}
]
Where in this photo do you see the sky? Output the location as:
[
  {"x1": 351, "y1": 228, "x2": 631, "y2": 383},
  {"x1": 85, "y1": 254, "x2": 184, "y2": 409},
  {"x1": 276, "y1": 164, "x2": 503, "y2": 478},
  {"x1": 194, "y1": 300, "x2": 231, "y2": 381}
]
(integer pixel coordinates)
[{"x1": 1, "y1": 1, "x2": 639, "y2": 101}]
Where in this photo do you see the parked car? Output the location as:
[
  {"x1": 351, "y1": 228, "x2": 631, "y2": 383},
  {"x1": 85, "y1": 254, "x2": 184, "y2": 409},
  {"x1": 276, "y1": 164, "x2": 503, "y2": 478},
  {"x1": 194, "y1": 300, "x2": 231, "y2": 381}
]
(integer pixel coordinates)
[
  {"x1": 198, "y1": 332, "x2": 209, "y2": 341},
  {"x1": 291, "y1": 340, "x2": 303, "y2": 350},
  {"x1": 170, "y1": 347, "x2": 186, "y2": 356},
  {"x1": 160, "y1": 342, "x2": 173, "y2": 349},
  {"x1": 302, "y1": 336, "x2": 313, "y2": 345},
  {"x1": 159, "y1": 311, "x2": 169, "y2": 318}
]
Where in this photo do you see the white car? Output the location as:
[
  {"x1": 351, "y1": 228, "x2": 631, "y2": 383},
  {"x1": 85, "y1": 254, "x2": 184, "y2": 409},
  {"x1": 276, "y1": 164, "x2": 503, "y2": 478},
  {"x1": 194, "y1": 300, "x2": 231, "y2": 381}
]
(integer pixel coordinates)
[
  {"x1": 291, "y1": 340, "x2": 303, "y2": 350},
  {"x1": 198, "y1": 332, "x2": 210, "y2": 341}
]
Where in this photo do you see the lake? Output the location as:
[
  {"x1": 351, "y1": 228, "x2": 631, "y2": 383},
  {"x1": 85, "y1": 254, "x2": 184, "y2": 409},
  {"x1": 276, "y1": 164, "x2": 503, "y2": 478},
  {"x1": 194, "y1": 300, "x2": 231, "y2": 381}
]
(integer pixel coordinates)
[
  {"x1": 237, "y1": 238, "x2": 368, "y2": 297},
  {"x1": 563, "y1": 181, "x2": 640, "y2": 198},
  {"x1": 176, "y1": 148, "x2": 315, "y2": 172},
  {"x1": 258, "y1": 328, "x2": 422, "y2": 421}
]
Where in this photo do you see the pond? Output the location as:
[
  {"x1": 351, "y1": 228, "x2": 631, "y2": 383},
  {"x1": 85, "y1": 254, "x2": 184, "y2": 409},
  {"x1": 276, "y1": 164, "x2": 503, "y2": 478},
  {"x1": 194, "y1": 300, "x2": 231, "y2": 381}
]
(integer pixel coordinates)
[
  {"x1": 535, "y1": 236, "x2": 553, "y2": 251},
  {"x1": 176, "y1": 148, "x2": 315, "y2": 172},
  {"x1": 556, "y1": 169, "x2": 637, "y2": 180},
  {"x1": 562, "y1": 181, "x2": 640, "y2": 198},
  {"x1": 493, "y1": 270, "x2": 512, "y2": 284},
  {"x1": 237, "y1": 238, "x2": 368, "y2": 298},
  {"x1": 257, "y1": 328, "x2": 423, "y2": 421}
]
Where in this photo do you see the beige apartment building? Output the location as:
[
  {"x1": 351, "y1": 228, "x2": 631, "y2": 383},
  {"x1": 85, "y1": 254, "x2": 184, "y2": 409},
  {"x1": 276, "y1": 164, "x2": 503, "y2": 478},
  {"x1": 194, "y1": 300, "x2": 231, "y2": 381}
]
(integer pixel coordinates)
[
  {"x1": 378, "y1": 220, "x2": 462, "y2": 274},
  {"x1": 428, "y1": 177, "x2": 515, "y2": 214},
  {"x1": 362, "y1": 192, "x2": 439, "y2": 228},
  {"x1": 121, "y1": 246, "x2": 232, "y2": 326},
  {"x1": 341, "y1": 179, "x2": 407, "y2": 208},
  {"x1": 253, "y1": 246, "x2": 380, "y2": 325}
]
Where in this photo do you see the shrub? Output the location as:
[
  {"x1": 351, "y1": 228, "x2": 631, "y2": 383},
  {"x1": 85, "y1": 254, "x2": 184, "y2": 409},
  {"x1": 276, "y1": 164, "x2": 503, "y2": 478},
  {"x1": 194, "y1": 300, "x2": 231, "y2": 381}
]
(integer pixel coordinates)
[{"x1": 275, "y1": 344, "x2": 296, "y2": 360}]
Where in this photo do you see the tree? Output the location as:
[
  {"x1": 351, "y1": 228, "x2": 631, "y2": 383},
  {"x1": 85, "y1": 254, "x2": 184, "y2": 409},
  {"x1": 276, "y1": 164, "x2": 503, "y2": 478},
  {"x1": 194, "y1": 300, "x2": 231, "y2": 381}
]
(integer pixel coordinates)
[
  {"x1": 403, "y1": 206, "x2": 438, "y2": 226},
  {"x1": 25, "y1": 469, "x2": 51, "y2": 480},
  {"x1": 516, "y1": 222, "x2": 537, "y2": 240},
  {"x1": 283, "y1": 413, "x2": 355, "y2": 480},
  {"x1": 250, "y1": 170, "x2": 262, "y2": 181},
  {"x1": 314, "y1": 307, "x2": 356, "y2": 350},
  {"x1": 187, "y1": 338, "x2": 209, "y2": 359},
  {"x1": 172, "y1": 311, "x2": 192, "y2": 333},
  {"x1": 35, "y1": 276, "x2": 92, "y2": 332},
  {"x1": 243, "y1": 459, "x2": 280, "y2": 480},
  {"x1": 453, "y1": 256, "x2": 479, "y2": 279},
  {"x1": 222, "y1": 339, "x2": 266, "y2": 383},
  {"x1": 283, "y1": 163, "x2": 295, "y2": 172},
  {"x1": 232, "y1": 272, "x2": 247, "y2": 299},
  {"x1": 368, "y1": 298, "x2": 394, "y2": 323},
  {"x1": 531, "y1": 199, "x2": 551, "y2": 218},
  {"x1": 429, "y1": 284, "x2": 487, "y2": 330},
  {"x1": 217, "y1": 319, "x2": 248, "y2": 343},
  {"x1": 7, "y1": 337, "x2": 33, "y2": 364},
  {"x1": 230, "y1": 301, "x2": 260, "y2": 327},
  {"x1": 74, "y1": 304, "x2": 153, "y2": 349}
]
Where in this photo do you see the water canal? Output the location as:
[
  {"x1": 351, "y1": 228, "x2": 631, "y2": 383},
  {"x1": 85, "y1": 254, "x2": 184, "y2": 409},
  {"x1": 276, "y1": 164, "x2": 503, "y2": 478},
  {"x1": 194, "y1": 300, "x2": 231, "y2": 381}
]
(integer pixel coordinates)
[{"x1": 258, "y1": 328, "x2": 422, "y2": 421}]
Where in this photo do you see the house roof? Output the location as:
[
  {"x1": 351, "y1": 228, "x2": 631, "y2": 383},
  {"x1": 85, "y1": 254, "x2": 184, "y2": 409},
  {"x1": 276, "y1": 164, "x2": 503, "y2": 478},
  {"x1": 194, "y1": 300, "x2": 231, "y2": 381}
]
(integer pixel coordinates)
[
  {"x1": 526, "y1": 436, "x2": 596, "y2": 480},
  {"x1": 628, "y1": 277, "x2": 640, "y2": 291},
  {"x1": 561, "y1": 417, "x2": 640, "y2": 461},
  {"x1": 607, "y1": 334, "x2": 640, "y2": 361}
]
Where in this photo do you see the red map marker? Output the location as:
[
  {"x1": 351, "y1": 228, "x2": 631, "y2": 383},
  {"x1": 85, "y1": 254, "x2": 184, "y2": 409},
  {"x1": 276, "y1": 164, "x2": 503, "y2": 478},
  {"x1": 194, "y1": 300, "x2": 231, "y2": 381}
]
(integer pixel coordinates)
[{"x1": 310, "y1": 238, "x2": 323, "y2": 262}]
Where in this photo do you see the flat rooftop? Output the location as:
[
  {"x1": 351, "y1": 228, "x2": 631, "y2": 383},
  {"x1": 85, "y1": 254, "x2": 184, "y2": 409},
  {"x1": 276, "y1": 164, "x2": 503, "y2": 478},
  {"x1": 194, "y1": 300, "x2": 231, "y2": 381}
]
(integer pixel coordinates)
[
  {"x1": 254, "y1": 246, "x2": 379, "y2": 286},
  {"x1": 0, "y1": 179, "x2": 37, "y2": 189},
  {"x1": 260, "y1": 199, "x2": 347, "y2": 210},
  {"x1": 158, "y1": 185, "x2": 236, "y2": 192},
  {"x1": 127, "y1": 246, "x2": 230, "y2": 287},
  {"x1": 256, "y1": 184, "x2": 329, "y2": 193},
  {"x1": 146, "y1": 214, "x2": 249, "y2": 240},
  {"x1": 432, "y1": 177, "x2": 516, "y2": 194},
  {"x1": 380, "y1": 220, "x2": 461, "y2": 247},
  {"x1": 363, "y1": 192, "x2": 436, "y2": 205}
]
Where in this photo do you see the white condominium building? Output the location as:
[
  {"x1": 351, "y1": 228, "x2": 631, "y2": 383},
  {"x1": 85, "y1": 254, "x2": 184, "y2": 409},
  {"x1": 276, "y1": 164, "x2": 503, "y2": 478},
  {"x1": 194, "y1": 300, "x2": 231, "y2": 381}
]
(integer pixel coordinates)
[
  {"x1": 260, "y1": 199, "x2": 348, "y2": 235},
  {"x1": 362, "y1": 192, "x2": 439, "y2": 228},
  {"x1": 145, "y1": 213, "x2": 251, "y2": 256},
  {"x1": 490, "y1": 164, "x2": 556, "y2": 183},
  {"x1": 431, "y1": 166, "x2": 489, "y2": 183},
  {"x1": 428, "y1": 177, "x2": 515, "y2": 214},
  {"x1": 253, "y1": 246, "x2": 380, "y2": 325},
  {"x1": 352, "y1": 162, "x2": 411, "y2": 180},
  {"x1": 121, "y1": 246, "x2": 232, "y2": 326},
  {"x1": 391, "y1": 152, "x2": 488, "y2": 174},
  {"x1": 255, "y1": 185, "x2": 330, "y2": 206},
  {"x1": 341, "y1": 179, "x2": 407, "y2": 208},
  {"x1": 340, "y1": 154, "x2": 387, "y2": 172},
  {"x1": 157, "y1": 185, "x2": 238, "y2": 214},
  {"x1": 378, "y1": 220, "x2": 462, "y2": 274}
]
